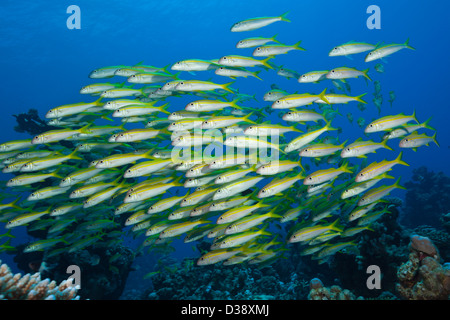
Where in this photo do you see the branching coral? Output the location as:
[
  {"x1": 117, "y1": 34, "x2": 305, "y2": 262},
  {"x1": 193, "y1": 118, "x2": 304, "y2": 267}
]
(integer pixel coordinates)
[{"x1": 0, "y1": 260, "x2": 80, "y2": 300}]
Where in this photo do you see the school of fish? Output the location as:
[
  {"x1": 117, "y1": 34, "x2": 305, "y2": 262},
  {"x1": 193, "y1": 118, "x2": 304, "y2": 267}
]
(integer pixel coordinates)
[{"x1": 0, "y1": 12, "x2": 438, "y2": 269}]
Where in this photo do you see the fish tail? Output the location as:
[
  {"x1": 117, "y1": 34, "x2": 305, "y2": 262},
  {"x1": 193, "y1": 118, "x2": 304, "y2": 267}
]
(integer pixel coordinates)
[
  {"x1": 243, "y1": 112, "x2": 257, "y2": 124},
  {"x1": 355, "y1": 93, "x2": 367, "y2": 104},
  {"x1": 272, "y1": 33, "x2": 280, "y2": 44},
  {"x1": 262, "y1": 56, "x2": 276, "y2": 70},
  {"x1": 68, "y1": 149, "x2": 83, "y2": 161},
  {"x1": 405, "y1": 38, "x2": 416, "y2": 50},
  {"x1": 329, "y1": 218, "x2": 344, "y2": 232},
  {"x1": 280, "y1": 11, "x2": 291, "y2": 22},
  {"x1": 394, "y1": 177, "x2": 407, "y2": 190},
  {"x1": 411, "y1": 109, "x2": 419, "y2": 123},
  {"x1": 158, "y1": 103, "x2": 171, "y2": 115},
  {"x1": 362, "y1": 69, "x2": 372, "y2": 81},
  {"x1": 294, "y1": 41, "x2": 306, "y2": 51},
  {"x1": 325, "y1": 119, "x2": 338, "y2": 132},
  {"x1": 432, "y1": 132, "x2": 440, "y2": 147},
  {"x1": 172, "y1": 175, "x2": 185, "y2": 187},
  {"x1": 94, "y1": 96, "x2": 104, "y2": 106},
  {"x1": 422, "y1": 117, "x2": 435, "y2": 131},
  {"x1": 381, "y1": 139, "x2": 394, "y2": 151},
  {"x1": 230, "y1": 98, "x2": 243, "y2": 109},
  {"x1": 318, "y1": 88, "x2": 330, "y2": 104},
  {"x1": 339, "y1": 139, "x2": 349, "y2": 149},
  {"x1": 395, "y1": 151, "x2": 410, "y2": 166},
  {"x1": 78, "y1": 123, "x2": 92, "y2": 134},
  {"x1": 253, "y1": 70, "x2": 263, "y2": 80},
  {"x1": 222, "y1": 81, "x2": 235, "y2": 93},
  {"x1": 340, "y1": 161, "x2": 353, "y2": 174}
]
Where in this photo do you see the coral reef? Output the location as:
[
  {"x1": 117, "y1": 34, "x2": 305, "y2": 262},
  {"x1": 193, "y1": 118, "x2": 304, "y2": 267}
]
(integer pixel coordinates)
[
  {"x1": 396, "y1": 235, "x2": 450, "y2": 300},
  {"x1": 402, "y1": 166, "x2": 450, "y2": 228},
  {"x1": 40, "y1": 242, "x2": 135, "y2": 300},
  {"x1": 143, "y1": 254, "x2": 310, "y2": 300},
  {"x1": 307, "y1": 278, "x2": 362, "y2": 300},
  {"x1": 0, "y1": 260, "x2": 79, "y2": 300}
]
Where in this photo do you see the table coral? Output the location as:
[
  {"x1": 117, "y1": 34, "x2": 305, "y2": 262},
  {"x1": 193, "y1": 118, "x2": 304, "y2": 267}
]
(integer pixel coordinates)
[{"x1": 0, "y1": 260, "x2": 80, "y2": 300}]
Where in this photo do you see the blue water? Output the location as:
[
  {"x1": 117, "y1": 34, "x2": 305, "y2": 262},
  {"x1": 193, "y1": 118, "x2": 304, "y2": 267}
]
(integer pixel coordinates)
[{"x1": 0, "y1": 0, "x2": 449, "y2": 298}]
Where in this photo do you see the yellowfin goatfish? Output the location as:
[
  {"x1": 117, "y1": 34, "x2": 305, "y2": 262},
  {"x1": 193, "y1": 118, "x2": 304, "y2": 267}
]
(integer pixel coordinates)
[
  {"x1": 31, "y1": 125, "x2": 90, "y2": 144},
  {"x1": 171, "y1": 59, "x2": 219, "y2": 72},
  {"x1": 298, "y1": 70, "x2": 328, "y2": 83},
  {"x1": 399, "y1": 132, "x2": 439, "y2": 151},
  {"x1": 230, "y1": 12, "x2": 290, "y2": 32},
  {"x1": 355, "y1": 152, "x2": 409, "y2": 182},
  {"x1": 288, "y1": 219, "x2": 342, "y2": 243},
  {"x1": 45, "y1": 98, "x2": 103, "y2": 118},
  {"x1": 303, "y1": 162, "x2": 353, "y2": 185},
  {"x1": 215, "y1": 66, "x2": 263, "y2": 80},
  {"x1": 326, "y1": 67, "x2": 371, "y2": 81},
  {"x1": 175, "y1": 80, "x2": 234, "y2": 94},
  {"x1": 299, "y1": 141, "x2": 347, "y2": 158},
  {"x1": 365, "y1": 111, "x2": 419, "y2": 133},
  {"x1": 329, "y1": 41, "x2": 376, "y2": 57},
  {"x1": 236, "y1": 35, "x2": 280, "y2": 48},
  {"x1": 340, "y1": 138, "x2": 393, "y2": 158},
  {"x1": 358, "y1": 177, "x2": 406, "y2": 206},
  {"x1": 218, "y1": 55, "x2": 274, "y2": 69},
  {"x1": 284, "y1": 120, "x2": 337, "y2": 153},
  {"x1": 272, "y1": 89, "x2": 329, "y2": 109},
  {"x1": 253, "y1": 41, "x2": 305, "y2": 57},
  {"x1": 258, "y1": 173, "x2": 304, "y2": 198},
  {"x1": 365, "y1": 39, "x2": 415, "y2": 62}
]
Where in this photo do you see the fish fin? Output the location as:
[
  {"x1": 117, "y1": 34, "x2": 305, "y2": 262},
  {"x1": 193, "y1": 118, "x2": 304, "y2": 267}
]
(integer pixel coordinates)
[
  {"x1": 294, "y1": 41, "x2": 306, "y2": 51},
  {"x1": 394, "y1": 177, "x2": 407, "y2": 190},
  {"x1": 355, "y1": 93, "x2": 367, "y2": 104},
  {"x1": 243, "y1": 112, "x2": 257, "y2": 125},
  {"x1": 261, "y1": 56, "x2": 276, "y2": 70},
  {"x1": 344, "y1": 55, "x2": 354, "y2": 60},
  {"x1": 363, "y1": 69, "x2": 372, "y2": 81},
  {"x1": 395, "y1": 151, "x2": 409, "y2": 166},
  {"x1": 381, "y1": 139, "x2": 393, "y2": 151},
  {"x1": 272, "y1": 33, "x2": 280, "y2": 44},
  {"x1": 432, "y1": 132, "x2": 440, "y2": 147},
  {"x1": 318, "y1": 88, "x2": 330, "y2": 104},
  {"x1": 253, "y1": 70, "x2": 263, "y2": 81},
  {"x1": 324, "y1": 119, "x2": 338, "y2": 131},
  {"x1": 158, "y1": 103, "x2": 171, "y2": 115},
  {"x1": 68, "y1": 149, "x2": 83, "y2": 161},
  {"x1": 405, "y1": 38, "x2": 416, "y2": 50},
  {"x1": 280, "y1": 11, "x2": 291, "y2": 22},
  {"x1": 188, "y1": 71, "x2": 197, "y2": 76},
  {"x1": 340, "y1": 161, "x2": 353, "y2": 174},
  {"x1": 221, "y1": 81, "x2": 235, "y2": 94},
  {"x1": 422, "y1": 117, "x2": 435, "y2": 131}
]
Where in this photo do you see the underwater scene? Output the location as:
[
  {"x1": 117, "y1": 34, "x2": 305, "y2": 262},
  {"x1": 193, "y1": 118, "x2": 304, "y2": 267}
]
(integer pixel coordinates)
[{"x1": 0, "y1": 0, "x2": 449, "y2": 305}]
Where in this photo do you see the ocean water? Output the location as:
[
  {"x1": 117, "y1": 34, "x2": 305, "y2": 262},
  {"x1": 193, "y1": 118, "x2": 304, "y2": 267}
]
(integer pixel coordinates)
[{"x1": 0, "y1": 0, "x2": 449, "y2": 301}]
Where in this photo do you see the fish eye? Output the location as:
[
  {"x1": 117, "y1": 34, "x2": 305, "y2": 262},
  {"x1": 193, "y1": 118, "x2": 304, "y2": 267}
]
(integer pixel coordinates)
[
  {"x1": 308, "y1": 177, "x2": 312, "y2": 180},
  {"x1": 331, "y1": 70, "x2": 335, "y2": 73},
  {"x1": 256, "y1": 48, "x2": 261, "y2": 51},
  {"x1": 404, "y1": 139, "x2": 409, "y2": 142},
  {"x1": 204, "y1": 121, "x2": 208, "y2": 124},
  {"x1": 369, "y1": 52, "x2": 372, "y2": 55},
  {"x1": 359, "y1": 173, "x2": 364, "y2": 177},
  {"x1": 304, "y1": 148, "x2": 308, "y2": 152},
  {"x1": 222, "y1": 57, "x2": 227, "y2": 60},
  {"x1": 334, "y1": 47, "x2": 338, "y2": 50},
  {"x1": 261, "y1": 189, "x2": 266, "y2": 193},
  {"x1": 131, "y1": 75, "x2": 136, "y2": 78},
  {"x1": 179, "y1": 82, "x2": 184, "y2": 85},
  {"x1": 172, "y1": 122, "x2": 176, "y2": 126},
  {"x1": 345, "y1": 148, "x2": 350, "y2": 152},
  {"x1": 217, "y1": 189, "x2": 222, "y2": 193},
  {"x1": 302, "y1": 75, "x2": 306, "y2": 78},
  {"x1": 183, "y1": 199, "x2": 187, "y2": 202},
  {"x1": 276, "y1": 100, "x2": 281, "y2": 104}
]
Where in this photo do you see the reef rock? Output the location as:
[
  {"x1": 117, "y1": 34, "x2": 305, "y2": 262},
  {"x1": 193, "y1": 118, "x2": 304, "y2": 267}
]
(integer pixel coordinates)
[{"x1": 396, "y1": 236, "x2": 450, "y2": 300}]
